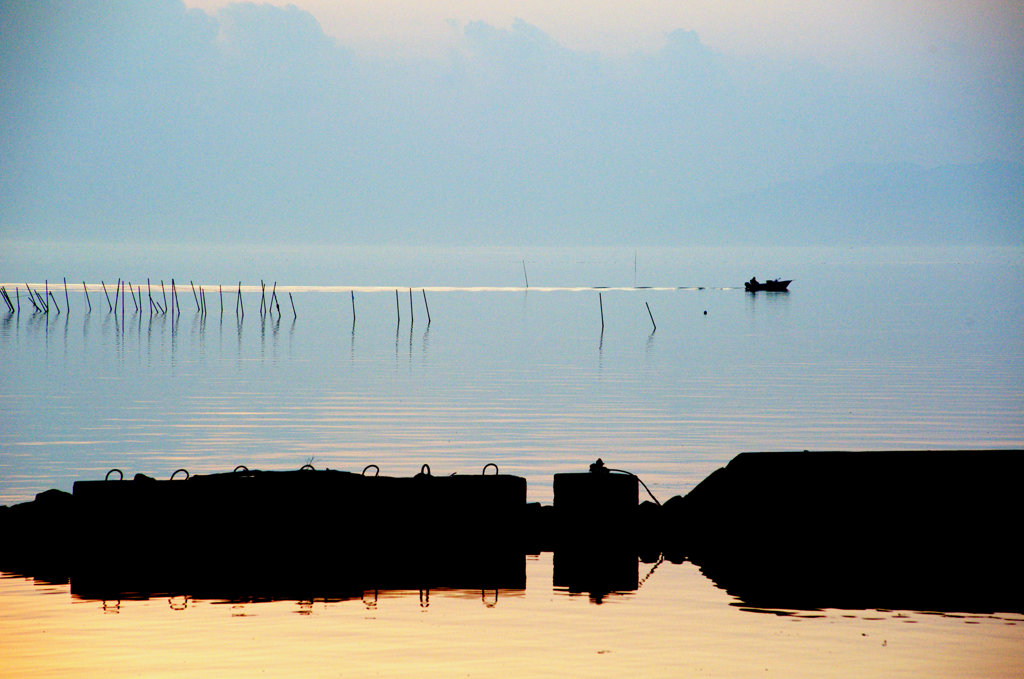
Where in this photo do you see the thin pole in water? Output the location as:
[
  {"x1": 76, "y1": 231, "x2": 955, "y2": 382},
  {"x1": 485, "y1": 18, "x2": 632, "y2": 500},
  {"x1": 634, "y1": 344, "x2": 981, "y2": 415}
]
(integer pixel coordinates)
[
  {"x1": 191, "y1": 281, "x2": 199, "y2": 312},
  {"x1": 395, "y1": 289, "x2": 400, "y2": 326},
  {"x1": 83, "y1": 282, "x2": 91, "y2": 312},
  {"x1": 219, "y1": 285, "x2": 223, "y2": 316},
  {"x1": 350, "y1": 290, "x2": 356, "y2": 323},
  {"x1": 645, "y1": 301, "x2": 656, "y2": 332},
  {"x1": 237, "y1": 281, "x2": 243, "y2": 318},
  {"x1": 113, "y1": 279, "x2": 120, "y2": 314},
  {"x1": 102, "y1": 281, "x2": 112, "y2": 312},
  {"x1": 289, "y1": 292, "x2": 296, "y2": 319},
  {"x1": 522, "y1": 260, "x2": 529, "y2": 288},
  {"x1": 599, "y1": 292, "x2": 605, "y2": 331},
  {"x1": 260, "y1": 280, "x2": 266, "y2": 316},
  {"x1": 408, "y1": 288, "x2": 414, "y2": 325},
  {"x1": 422, "y1": 289, "x2": 431, "y2": 324},
  {"x1": 26, "y1": 285, "x2": 41, "y2": 312},
  {"x1": 271, "y1": 282, "x2": 279, "y2": 317},
  {"x1": 63, "y1": 278, "x2": 69, "y2": 313},
  {"x1": 24, "y1": 285, "x2": 37, "y2": 312}
]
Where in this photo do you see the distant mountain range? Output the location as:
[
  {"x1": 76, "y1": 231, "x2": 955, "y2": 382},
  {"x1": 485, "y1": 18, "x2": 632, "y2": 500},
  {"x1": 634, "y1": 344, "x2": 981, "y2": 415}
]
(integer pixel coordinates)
[{"x1": 688, "y1": 160, "x2": 1023, "y2": 245}]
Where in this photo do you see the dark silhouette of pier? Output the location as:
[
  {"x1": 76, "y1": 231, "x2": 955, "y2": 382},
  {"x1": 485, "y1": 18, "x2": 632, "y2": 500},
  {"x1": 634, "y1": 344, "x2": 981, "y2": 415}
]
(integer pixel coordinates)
[{"x1": 1, "y1": 450, "x2": 1021, "y2": 612}]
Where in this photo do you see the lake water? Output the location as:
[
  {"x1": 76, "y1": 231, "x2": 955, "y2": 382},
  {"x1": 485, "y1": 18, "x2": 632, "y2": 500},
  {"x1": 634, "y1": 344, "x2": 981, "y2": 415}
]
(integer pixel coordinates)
[{"x1": 1, "y1": 244, "x2": 1023, "y2": 677}]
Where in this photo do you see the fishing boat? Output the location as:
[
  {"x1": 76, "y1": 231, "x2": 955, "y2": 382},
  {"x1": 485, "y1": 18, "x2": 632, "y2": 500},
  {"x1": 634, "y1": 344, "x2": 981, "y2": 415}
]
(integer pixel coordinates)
[{"x1": 744, "y1": 278, "x2": 791, "y2": 292}]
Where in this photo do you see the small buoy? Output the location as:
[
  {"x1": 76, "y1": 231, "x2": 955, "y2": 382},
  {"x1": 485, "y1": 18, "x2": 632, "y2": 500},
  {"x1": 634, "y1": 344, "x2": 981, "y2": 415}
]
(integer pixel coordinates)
[{"x1": 703, "y1": 310, "x2": 707, "y2": 315}]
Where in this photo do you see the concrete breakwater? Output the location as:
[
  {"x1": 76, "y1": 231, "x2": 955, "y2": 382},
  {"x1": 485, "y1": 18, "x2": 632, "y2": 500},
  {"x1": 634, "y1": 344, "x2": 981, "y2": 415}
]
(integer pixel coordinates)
[
  {"x1": 1, "y1": 450, "x2": 1021, "y2": 610},
  {"x1": 662, "y1": 449, "x2": 1024, "y2": 612}
]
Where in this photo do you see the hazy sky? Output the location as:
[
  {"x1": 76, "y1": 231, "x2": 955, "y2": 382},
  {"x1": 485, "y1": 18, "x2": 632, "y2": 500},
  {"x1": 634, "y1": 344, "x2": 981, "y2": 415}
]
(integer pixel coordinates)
[
  {"x1": 2, "y1": 0, "x2": 1021, "y2": 244},
  {"x1": 183, "y1": 1, "x2": 1024, "y2": 67}
]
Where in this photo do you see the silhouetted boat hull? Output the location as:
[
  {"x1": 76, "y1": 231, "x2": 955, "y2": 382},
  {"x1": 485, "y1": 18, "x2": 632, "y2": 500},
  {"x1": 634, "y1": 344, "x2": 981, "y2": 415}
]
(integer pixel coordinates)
[{"x1": 744, "y1": 279, "x2": 791, "y2": 291}]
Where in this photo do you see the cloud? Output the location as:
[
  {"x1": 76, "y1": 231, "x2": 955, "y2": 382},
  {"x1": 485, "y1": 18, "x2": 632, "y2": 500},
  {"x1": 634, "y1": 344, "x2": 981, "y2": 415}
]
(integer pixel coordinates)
[{"x1": 1, "y1": 1, "x2": 1020, "y2": 245}]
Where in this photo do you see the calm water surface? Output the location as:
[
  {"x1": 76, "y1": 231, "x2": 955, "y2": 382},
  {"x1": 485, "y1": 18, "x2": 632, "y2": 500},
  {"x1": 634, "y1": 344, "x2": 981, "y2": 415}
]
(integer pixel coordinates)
[{"x1": 1, "y1": 245, "x2": 1022, "y2": 677}]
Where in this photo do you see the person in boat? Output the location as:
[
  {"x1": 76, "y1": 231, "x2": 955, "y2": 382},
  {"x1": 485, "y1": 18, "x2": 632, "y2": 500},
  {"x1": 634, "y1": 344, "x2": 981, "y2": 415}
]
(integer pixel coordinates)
[{"x1": 749, "y1": 277, "x2": 759, "y2": 286}]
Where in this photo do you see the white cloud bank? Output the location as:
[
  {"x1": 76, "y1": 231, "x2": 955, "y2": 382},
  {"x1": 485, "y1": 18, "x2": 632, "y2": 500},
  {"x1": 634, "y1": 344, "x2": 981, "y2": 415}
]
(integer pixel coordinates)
[{"x1": 1, "y1": 1, "x2": 1021, "y2": 245}]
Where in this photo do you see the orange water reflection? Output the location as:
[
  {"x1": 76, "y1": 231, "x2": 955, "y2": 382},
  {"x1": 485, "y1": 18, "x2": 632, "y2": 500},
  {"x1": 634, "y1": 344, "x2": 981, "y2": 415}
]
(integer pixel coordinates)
[{"x1": 2, "y1": 556, "x2": 1022, "y2": 679}]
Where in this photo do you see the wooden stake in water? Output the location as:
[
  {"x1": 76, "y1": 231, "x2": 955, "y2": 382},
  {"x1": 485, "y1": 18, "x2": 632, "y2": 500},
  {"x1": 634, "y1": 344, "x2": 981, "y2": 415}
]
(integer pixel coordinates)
[
  {"x1": 522, "y1": 260, "x2": 529, "y2": 288},
  {"x1": 219, "y1": 285, "x2": 223, "y2": 316},
  {"x1": 289, "y1": 292, "x2": 297, "y2": 319},
  {"x1": 63, "y1": 278, "x2": 69, "y2": 313},
  {"x1": 26, "y1": 285, "x2": 41, "y2": 312},
  {"x1": 83, "y1": 282, "x2": 92, "y2": 312},
  {"x1": 422, "y1": 289, "x2": 431, "y2": 324},
  {"x1": 237, "y1": 281, "x2": 243, "y2": 318},
  {"x1": 395, "y1": 289, "x2": 400, "y2": 325},
  {"x1": 102, "y1": 281, "x2": 112, "y2": 312},
  {"x1": 35, "y1": 287, "x2": 48, "y2": 313},
  {"x1": 169, "y1": 279, "x2": 178, "y2": 315},
  {"x1": 49, "y1": 290, "x2": 60, "y2": 314},
  {"x1": 113, "y1": 278, "x2": 120, "y2": 313},
  {"x1": 260, "y1": 280, "x2": 266, "y2": 316},
  {"x1": 24, "y1": 285, "x2": 38, "y2": 312},
  {"x1": 271, "y1": 282, "x2": 279, "y2": 317},
  {"x1": 191, "y1": 281, "x2": 199, "y2": 312},
  {"x1": 409, "y1": 288, "x2": 414, "y2": 325},
  {"x1": 599, "y1": 292, "x2": 605, "y2": 331},
  {"x1": 645, "y1": 301, "x2": 656, "y2": 332},
  {"x1": 350, "y1": 290, "x2": 356, "y2": 322}
]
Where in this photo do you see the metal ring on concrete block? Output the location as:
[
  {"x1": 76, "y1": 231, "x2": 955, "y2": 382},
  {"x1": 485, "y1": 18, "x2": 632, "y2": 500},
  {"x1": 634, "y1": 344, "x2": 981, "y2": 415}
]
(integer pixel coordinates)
[
  {"x1": 171, "y1": 468, "x2": 190, "y2": 480},
  {"x1": 105, "y1": 469, "x2": 123, "y2": 481},
  {"x1": 482, "y1": 463, "x2": 499, "y2": 475},
  {"x1": 362, "y1": 464, "x2": 379, "y2": 477}
]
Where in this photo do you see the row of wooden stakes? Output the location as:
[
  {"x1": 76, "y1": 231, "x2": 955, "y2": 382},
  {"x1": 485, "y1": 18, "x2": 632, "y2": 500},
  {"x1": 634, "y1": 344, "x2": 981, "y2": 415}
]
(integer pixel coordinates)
[{"x1": 1, "y1": 279, "x2": 438, "y2": 326}]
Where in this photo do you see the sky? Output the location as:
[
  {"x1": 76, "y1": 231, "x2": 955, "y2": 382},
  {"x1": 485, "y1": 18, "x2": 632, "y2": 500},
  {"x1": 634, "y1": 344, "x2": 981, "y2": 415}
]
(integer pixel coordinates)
[{"x1": 2, "y1": 0, "x2": 1022, "y2": 245}]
